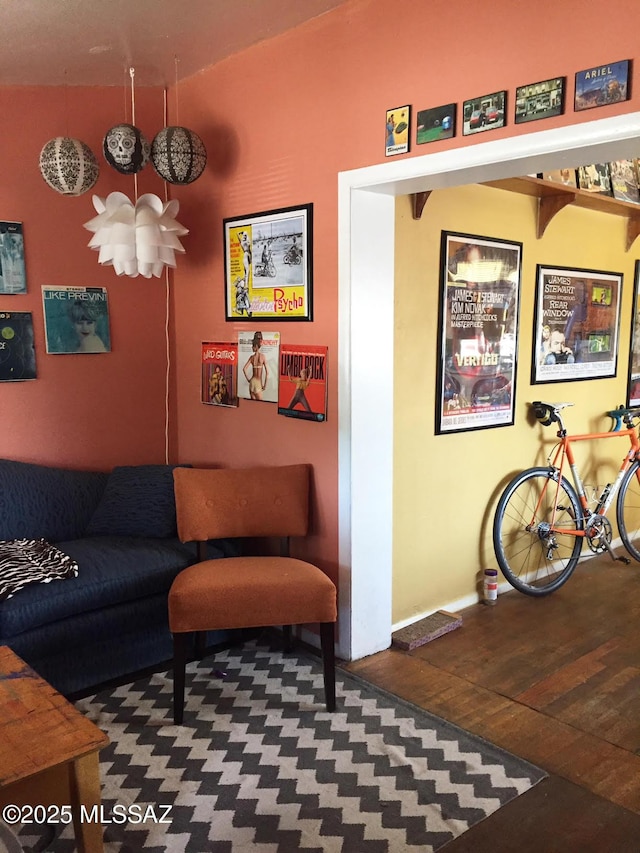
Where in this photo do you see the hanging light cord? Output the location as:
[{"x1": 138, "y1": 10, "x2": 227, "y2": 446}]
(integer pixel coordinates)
[
  {"x1": 163, "y1": 85, "x2": 171, "y2": 465},
  {"x1": 174, "y1": 56, "x2": 179, "y2": 126},
  {"x1": 129, "y1": 67, "x2": 139, "y2": 201}
]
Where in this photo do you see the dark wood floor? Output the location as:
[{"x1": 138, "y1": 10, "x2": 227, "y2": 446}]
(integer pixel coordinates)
[{"x1": 344, "y1": 550, "x2": 640, "y2": 851}]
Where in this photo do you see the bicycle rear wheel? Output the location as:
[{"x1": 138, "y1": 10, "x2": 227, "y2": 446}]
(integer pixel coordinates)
[
  {"x1": 616, "y1": 459, "x2": 640, "y2": 561},
  {"x1": 493, "y1": 467, "x2": 583, "y2": 596}
]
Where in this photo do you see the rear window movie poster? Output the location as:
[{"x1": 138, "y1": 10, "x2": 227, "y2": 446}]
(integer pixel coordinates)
[
  {"x1": 0, "y1": 311, "x2": 36, "y2": 381},
  {"x1": 533, "y1": 266, "x2": 622, "y2": 384}
]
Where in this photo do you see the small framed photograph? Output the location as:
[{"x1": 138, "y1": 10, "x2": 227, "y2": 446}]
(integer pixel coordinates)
[
  {"x1": 515, "y1": 77, "x2": 565, "y2": 124},
  {"x1": 223, "y1": 204, "x2": 313, "y2": 321},
  {"x1": 574, "y1": 60, "x2": 631, "y2": 111},
  {"x1": 416, "y1": 103, "x2": 456, "y2": 145},
  {"x1": 385, "y1": 105, "x2": 411, "y2": 156},
  {"x1": 462, "y1": 91, "x2": 506, "y2": 136},
  {"x1": 577, "y1": 163, "x2": 613, "y2": 196},
  {"x1": 609, "y1": 160, "x2": 640, "y2": 204},
  {"x1": 532, "y1": 265, "x2": 622, "y2": 385},
  {"x1": 539, "y1": 169, "x2": 577, "y2": 187}
]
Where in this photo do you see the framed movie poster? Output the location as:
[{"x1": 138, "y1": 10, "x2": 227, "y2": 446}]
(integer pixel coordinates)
[
  {"x1": 627, "y1": 261, "x2": 640, "y2": 406},
  {"x1": 532, "y1": 265, "x2": 622, "y2": 385},
  {"x1": 223, "y1": 204, "x2": 313, "y2": 321},
  {"x1": 436, "y1": 231, "x2": 522, "y2": 435}
]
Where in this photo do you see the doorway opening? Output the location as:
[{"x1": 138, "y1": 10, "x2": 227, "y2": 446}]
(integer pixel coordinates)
[{"x1": 337, "y1": 111, "x2": 640, "y2": 661}]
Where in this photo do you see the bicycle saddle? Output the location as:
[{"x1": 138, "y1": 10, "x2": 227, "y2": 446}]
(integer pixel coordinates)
[{"x1": 531, "y1": 400, "x2": 573, "y2": 426}]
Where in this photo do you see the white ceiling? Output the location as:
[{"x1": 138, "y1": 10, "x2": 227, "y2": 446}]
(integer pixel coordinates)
[{"x1": 0, "y1": 0, "x2": 348, "y2": 87}]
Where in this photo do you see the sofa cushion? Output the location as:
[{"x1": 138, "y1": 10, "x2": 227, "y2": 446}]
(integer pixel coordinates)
[
  {"x1": 85, "y1": 465, "x2": 183, "y2": 539},
  {"x1": 0, "y1": 459, "x2": 108, "y2": 542},
  {"x1": 0, "y1": 539, "x2": 78, "y2": 602},
  {"x1": 0, "y1": 536, "x2": 220, "y2": 637}
]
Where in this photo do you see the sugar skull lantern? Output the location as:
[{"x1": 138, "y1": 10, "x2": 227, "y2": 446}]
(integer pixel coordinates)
[
  {"x1": 151, "y1": 126, "x2": 207, "y2": 185},
  {"x1": 39, "y1": 137, "x2": 99, "y2": 196},
  {"x1": 103, "y1": 123, "x2": 150, "y2": 175}
]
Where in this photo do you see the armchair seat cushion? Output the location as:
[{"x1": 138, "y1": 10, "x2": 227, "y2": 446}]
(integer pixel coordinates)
[{"x1": 168, "y1": 556, "x2": 337, "y2": 633}]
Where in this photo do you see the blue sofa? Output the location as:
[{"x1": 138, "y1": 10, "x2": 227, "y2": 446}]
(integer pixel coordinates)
[{"x1": 0, "y1": 459, "x2": 234, "y2": 696}]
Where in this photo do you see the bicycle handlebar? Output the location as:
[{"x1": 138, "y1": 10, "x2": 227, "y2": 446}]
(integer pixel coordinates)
[
  {"x1": 607, "y1": 405, "x2": 640, "y2": 431},
  {"x1": 531, "y1": 400, "x2": 640, "y2": 432}
]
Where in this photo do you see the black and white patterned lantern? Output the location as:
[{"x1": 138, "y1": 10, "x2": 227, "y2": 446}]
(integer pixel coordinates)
[
  {"x1": 39, "y1": 137, "x2": 99, "y2": 196},
  {"x1": 151, "y1": 126, "x2": 207, "y2": 185},
  {"x1": 103, "y1": 123, "x2": 150, "y2": 175}
]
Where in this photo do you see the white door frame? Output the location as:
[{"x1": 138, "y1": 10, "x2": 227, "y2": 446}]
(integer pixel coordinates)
[{"x1": 337, "y1": 112, "x2": 640, "y2": 661}]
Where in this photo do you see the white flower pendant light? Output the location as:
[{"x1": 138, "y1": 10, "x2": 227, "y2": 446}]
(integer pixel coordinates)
[{"x1": 83, "y1": 191, "x2": 188, "y2": 278}]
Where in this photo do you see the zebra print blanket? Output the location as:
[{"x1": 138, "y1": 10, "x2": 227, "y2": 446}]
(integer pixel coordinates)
[{"x1": 0, "y1": 538, "x2": 78, "y2": 601}]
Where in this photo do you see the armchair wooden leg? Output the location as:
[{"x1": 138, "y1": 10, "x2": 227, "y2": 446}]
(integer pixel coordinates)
[
  {"x1": 282, "y1": 624, "x2": 293, "y2": 653},
  {"x1": 320, "y1": 622, "x2": 336, "y2": 712},
  {"x1": 194, "y1": 630, "x2": 207, "y2": 659},
  {"x1": 173, "y1": 632, "x2": 189, "y2": 725}
]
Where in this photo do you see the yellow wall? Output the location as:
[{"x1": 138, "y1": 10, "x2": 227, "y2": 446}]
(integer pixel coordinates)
[{"x1": 393, "y1": 183, "x2": 638, "y2": 625}]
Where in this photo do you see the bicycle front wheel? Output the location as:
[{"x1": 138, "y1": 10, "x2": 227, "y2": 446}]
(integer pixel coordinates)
[
  {"x1": 616, "y1": 459, "x2": 640, "y2": 561},
  {"x1": 493, "y1": 467, "x2": 583, "y2": 596}
]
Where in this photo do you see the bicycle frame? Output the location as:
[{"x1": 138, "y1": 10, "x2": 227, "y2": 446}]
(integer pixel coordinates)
[{"x1": 543, "y1": 425, "x2": 640, "y2": 538}]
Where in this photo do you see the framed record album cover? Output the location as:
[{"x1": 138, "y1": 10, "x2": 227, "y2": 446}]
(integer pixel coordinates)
[
  {"x1": 42, "y1": 286, "x2": 111, "y2": 354},
  {"x1": 278, "y1": 343, "x2": 328, "y2": 422},
  {"x1": 0, "y1": 311, "x2": 36, "y2": 381},
  {"x1": 0, "y1": 221, "x2": 27, "y2": 294}
]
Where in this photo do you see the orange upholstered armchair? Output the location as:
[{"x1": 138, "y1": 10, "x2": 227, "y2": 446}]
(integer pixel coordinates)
[{"x1": 169, "y1": 464, "x2": 337, "y2": 724}]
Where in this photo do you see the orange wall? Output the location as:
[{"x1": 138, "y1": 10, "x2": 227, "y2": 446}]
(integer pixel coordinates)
[
  {"x1": 3, "y1": 0, "x2": 640, "y2": 585},
  {"x1": 0, "y1": 86, "x2": 168, "y2": 470},
  {"x1": 168, "y1": 0, "x2": 640, "y2": 579}
]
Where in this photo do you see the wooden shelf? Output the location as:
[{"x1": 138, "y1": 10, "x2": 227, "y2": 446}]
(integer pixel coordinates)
[
  {"x1": 410, "y1": 176, "x2": 640, "y2": 249},
  {"x1": 481, "y1": 176, "x2": 640, "y2": 250}
]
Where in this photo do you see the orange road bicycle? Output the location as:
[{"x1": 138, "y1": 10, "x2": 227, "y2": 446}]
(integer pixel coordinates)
[{"x1": 493, "y1": 400, "x2": 640, "y2": 596}]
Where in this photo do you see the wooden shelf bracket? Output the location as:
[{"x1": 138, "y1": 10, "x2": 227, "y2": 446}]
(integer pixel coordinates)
[
  {"x1": 411, "y1": 191, "x2": 432, "y2": 220},
  {"x1": 627, "y1": 215, "x2": 640, "y2": 252},
  {"x1": 537, "y1": 192, "x2": 575, "y2": 239}
]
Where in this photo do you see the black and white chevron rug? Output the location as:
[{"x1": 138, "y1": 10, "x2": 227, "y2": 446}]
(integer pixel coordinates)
[{"x1": 19, "y1": 643, "x2": 545, "y2": 852}]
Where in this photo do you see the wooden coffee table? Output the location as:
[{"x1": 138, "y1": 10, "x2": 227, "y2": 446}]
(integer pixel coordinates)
[{"x1": 0, "y1": 646, "x2": 109, "y2": 853}]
